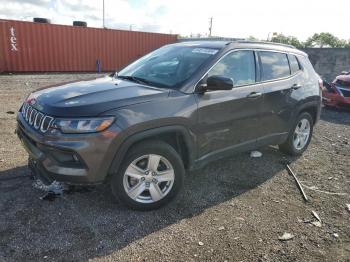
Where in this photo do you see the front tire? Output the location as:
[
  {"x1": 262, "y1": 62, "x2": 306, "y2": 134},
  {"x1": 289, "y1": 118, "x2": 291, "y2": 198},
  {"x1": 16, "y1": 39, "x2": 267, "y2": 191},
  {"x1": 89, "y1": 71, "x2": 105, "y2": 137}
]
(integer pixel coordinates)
[
  {"x1": 279, "y1": 112, "x2": 313, "y2": 156},
  {"x1": 111, "y1": 140, "x2": 185, "y2": 211}
]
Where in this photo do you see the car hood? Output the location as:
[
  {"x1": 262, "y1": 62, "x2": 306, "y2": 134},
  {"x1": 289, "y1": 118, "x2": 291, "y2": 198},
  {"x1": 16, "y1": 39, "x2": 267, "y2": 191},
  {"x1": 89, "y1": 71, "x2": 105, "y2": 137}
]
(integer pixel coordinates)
[{"x1": 27, "y1": 76, "x2": 170, "y2": 117}]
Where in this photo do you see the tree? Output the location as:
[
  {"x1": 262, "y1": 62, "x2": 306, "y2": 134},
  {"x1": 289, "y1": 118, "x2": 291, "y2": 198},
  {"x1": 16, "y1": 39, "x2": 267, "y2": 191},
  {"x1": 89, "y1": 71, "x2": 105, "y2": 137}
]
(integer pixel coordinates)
[
  {"x1": 270, "y1": 33, "x2": 304, "y2": 48},
  {"x1": 304, "y1": 32, "x2": 348, "y2": 48},
  {"x1": 247, "y1": 35, "x2": 259, "y2": 41}
]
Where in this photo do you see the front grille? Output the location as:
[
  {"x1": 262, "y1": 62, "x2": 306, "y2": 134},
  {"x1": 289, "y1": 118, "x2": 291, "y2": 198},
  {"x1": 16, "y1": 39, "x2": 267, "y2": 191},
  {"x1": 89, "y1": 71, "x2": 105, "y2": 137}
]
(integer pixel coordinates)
[
  {"x1": 339, "y1": 88, "x2": 350, "y2": 98},
  {"x1": 21, "y1": 103, "x2": 54, "y2": 133}
]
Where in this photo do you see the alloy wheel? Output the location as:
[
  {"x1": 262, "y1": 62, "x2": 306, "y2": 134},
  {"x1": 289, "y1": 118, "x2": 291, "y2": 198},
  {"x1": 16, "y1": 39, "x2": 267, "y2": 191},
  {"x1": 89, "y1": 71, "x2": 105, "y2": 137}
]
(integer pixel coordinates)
[
  {"x1": 293, "y1": 118, "x2": 311, "y2": 150},
  {"x1": 123, "y1": 154, "x2": 175, "y2": 203}
]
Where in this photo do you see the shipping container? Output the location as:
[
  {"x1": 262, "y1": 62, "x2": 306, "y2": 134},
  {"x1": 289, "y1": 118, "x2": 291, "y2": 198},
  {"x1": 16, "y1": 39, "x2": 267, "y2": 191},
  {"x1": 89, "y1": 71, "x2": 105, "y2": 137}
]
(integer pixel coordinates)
[{"x1": 0, "y1": 19, "x2": 177, "y2": 72}]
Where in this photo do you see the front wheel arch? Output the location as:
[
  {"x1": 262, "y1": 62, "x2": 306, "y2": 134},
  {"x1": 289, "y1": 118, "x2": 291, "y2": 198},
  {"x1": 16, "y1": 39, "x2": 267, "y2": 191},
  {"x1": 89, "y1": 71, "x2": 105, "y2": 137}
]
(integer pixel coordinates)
[{"x1": 106, "y1": 125, "x2": 195, "y2": 183}]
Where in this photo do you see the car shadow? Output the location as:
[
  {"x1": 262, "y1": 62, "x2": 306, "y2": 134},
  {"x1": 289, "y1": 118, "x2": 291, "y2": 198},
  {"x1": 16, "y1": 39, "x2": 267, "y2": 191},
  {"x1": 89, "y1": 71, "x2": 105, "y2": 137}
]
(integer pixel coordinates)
[
  {"x1": 0, "y1": 146, "x2": 297, "y2": 261},
  {"x1": 321, "y1": 107, "x2": 350, "y2": 126}
]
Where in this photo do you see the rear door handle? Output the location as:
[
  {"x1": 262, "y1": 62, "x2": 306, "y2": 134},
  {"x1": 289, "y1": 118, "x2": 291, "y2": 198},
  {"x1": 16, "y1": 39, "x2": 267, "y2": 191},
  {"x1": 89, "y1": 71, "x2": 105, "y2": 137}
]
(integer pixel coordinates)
[
  {"x1": 247, "y1": 92, "x2": 262, "y2": 98},
  {"x1": 291, "y1": 84, "x2": 302, "y2": 90}
]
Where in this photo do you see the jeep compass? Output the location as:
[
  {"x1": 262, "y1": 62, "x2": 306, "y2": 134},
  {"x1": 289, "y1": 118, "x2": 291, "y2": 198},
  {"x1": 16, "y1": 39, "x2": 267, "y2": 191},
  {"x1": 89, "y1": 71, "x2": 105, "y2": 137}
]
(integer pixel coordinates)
[{"x1": 17, "y1": 40, "x2": 321, "y2": 210}]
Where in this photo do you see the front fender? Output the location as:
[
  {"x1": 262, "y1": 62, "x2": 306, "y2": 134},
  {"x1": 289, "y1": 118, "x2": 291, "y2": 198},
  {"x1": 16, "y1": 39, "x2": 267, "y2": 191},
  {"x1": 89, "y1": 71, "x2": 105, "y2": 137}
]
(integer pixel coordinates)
[{"x1": 106, "y1": 125, "x2": 196, "y2": 182}]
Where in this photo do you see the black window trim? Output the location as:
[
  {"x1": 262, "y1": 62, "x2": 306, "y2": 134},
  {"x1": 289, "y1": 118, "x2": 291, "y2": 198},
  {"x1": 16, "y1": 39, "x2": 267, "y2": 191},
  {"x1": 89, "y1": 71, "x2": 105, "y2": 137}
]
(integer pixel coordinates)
[{"x1": 287, "y1": 54, "x2": 303, "y2": 76}]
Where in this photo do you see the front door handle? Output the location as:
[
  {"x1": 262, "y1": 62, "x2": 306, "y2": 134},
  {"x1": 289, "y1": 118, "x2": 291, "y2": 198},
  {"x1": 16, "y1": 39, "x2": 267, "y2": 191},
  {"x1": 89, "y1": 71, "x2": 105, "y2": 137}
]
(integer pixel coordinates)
[
  {"x1": 291, "y1": 84, "x2": 302, "y2": 90},
  {"x1": 247, "y1": 92, "x2": 262, "y2": 98}
]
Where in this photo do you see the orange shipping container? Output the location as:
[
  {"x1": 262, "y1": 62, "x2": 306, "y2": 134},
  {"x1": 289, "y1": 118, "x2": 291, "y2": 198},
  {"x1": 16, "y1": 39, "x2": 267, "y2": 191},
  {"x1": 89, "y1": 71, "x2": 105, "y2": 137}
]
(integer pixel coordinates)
[{"x1": 0, "y1": 19, "x2": 177, "y2": 72}]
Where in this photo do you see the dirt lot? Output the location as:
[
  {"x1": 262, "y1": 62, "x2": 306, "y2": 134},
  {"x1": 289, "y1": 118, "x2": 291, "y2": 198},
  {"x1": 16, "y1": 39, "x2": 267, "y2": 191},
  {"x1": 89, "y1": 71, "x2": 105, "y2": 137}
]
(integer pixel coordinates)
[{"x1": 0, "y1": 74, "x2": 349, "y2": 262}]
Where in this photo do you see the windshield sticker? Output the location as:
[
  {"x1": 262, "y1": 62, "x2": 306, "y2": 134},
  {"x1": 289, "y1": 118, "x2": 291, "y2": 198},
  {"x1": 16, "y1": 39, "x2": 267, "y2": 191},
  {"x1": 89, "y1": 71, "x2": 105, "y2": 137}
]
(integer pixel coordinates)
[{"x1": 192, "y1": 48, "x2": 218, "y2": 55}]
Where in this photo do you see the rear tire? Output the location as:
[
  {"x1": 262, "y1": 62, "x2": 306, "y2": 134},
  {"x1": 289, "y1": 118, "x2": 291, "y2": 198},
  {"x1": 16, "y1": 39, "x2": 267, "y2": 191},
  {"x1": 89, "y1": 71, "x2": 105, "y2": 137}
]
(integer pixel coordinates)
[
  {"x1": 110, "y1": 140, "x2": 185, "y2": 211},
  {"x1": 279, "y1": 112, "x2": 313, "y2": 156}
]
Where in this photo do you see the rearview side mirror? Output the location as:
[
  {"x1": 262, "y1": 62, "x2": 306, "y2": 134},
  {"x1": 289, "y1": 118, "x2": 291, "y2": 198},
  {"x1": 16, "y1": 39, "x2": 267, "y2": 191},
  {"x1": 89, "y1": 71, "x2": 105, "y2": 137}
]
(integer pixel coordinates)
[{"x1": 197, "y1": 75, "x2": 233, "y2": 93}]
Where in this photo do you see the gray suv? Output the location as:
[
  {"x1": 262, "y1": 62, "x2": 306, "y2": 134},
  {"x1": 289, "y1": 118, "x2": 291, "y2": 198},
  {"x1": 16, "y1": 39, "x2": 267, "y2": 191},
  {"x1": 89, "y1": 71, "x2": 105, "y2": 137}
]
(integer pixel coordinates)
[{"x1": 17, "y1": 41, "x2": 321, "y2": 210}]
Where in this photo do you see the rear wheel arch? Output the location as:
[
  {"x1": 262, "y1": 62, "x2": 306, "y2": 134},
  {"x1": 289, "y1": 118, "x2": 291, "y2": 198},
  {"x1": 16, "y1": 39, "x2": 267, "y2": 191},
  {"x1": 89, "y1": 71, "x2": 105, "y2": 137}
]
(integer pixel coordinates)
[
  {"x1": 294, "y1": 100, "x2": 320, "y2": 126},
  {"x1": 106, "y1": 126, "x2": 195, "y2": 182}
]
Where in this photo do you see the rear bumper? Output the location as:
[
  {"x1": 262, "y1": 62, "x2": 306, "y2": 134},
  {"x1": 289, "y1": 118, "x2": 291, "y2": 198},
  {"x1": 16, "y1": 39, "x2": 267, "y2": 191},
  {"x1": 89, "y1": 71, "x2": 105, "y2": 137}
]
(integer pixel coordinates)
[{"x1": 16, "y1": 113, "x2": 120, "y2": 185}]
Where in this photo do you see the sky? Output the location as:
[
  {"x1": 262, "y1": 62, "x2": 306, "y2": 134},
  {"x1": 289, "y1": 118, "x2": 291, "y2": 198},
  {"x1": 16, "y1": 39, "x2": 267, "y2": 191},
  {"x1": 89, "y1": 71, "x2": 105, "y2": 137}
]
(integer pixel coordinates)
[{"x1": 0, "y1": 0, "x2": 349, "y2": 41}]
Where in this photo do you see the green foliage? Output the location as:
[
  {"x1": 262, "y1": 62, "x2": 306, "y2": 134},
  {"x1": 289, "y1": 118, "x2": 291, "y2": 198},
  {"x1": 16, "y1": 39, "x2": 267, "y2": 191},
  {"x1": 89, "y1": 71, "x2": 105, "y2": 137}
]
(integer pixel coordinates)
[
  {"x1": 269, "y1": 32, "x2": 350, "y2": 48},
  {"x1": 178, "y1": 32, "x2": 350, "y2": 48},
  {"x1": 304, "y1": 33, "x2": 350, "y2": 48},
  {"x1": 247, "y1": 35, "x2": 259, "y2": 41},
  {"x1": 270, "y1": 33, "x2": 304, "y2": 48}
]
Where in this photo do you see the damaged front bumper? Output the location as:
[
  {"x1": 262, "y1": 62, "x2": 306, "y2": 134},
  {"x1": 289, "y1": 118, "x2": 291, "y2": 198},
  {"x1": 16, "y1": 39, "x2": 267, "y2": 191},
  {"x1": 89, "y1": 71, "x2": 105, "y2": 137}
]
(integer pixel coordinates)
[{"x1": 16, "y1": 112, "x2": 119, "y2": 185}]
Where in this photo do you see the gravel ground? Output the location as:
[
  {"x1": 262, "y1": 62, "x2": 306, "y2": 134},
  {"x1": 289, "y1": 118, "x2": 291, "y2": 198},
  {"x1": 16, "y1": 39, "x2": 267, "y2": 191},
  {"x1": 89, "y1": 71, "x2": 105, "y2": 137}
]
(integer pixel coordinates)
[{"x1": 0, "y1": 74, "x2": 349, "y2": 262}]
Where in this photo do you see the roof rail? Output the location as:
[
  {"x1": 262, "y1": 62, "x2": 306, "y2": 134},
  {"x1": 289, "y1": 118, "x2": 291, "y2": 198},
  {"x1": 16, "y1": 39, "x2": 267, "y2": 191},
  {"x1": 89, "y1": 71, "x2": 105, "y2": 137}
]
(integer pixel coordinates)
[{"x1": 231, "y1": 40, "x2": 296, "y2": 49}]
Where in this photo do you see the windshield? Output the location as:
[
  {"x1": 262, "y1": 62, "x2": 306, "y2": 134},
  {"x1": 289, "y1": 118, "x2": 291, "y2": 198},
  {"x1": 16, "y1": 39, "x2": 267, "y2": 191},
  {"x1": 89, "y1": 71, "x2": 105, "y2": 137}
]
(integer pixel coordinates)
[{"x1": 117, "y1": 45, "x2": 219, "y2": 88}]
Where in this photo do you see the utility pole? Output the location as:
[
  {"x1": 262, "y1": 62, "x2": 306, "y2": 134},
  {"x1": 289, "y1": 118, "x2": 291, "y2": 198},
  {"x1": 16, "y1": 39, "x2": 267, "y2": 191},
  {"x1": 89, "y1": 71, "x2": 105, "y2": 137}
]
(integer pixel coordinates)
[
  {"x1": 209, "y1": 17, "x2": 213, "y2": 37},
  {"x1": 267, "y1": 32, "x2": 271, "y2": 41},
  {"x1": 103, "y1": 0, "x2": 105, "y2": 28}
]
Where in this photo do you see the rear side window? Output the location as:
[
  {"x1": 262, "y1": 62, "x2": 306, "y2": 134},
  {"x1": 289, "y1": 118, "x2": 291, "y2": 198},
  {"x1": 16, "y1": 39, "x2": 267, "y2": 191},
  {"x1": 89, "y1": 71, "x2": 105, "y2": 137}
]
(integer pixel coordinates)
[
  {"x1": 288, "y1": 54, "x2": 301, "y2": 74},
  {"x1": 208, "y1": 50, "x2": 256, "y2": 87},
  {"x1": 259, "y1": 51, "x2": 290, "y2": 81}
]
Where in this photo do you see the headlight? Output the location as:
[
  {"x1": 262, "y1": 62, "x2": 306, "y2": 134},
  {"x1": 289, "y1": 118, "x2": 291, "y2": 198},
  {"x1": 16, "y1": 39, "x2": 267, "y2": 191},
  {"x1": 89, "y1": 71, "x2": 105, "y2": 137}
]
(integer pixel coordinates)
[{"x1": 52, "y1": 117, "x2": 115, "y2": 134}]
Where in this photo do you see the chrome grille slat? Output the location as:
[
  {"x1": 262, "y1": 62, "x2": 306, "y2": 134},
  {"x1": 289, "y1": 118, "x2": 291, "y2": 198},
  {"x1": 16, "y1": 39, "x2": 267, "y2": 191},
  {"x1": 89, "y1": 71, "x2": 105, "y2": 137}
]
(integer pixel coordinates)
[
  {"x1": 40, "y1": 116, "x2": 54, "y2": 133},
  {"x1": 21, "y1": 103, "x2": 54, "y2": 133},
  {"x1": 25, "y1": 106, "x2": 31, "y2": 121},
  {"x1": 34, "y1": 112, "x2": 43, "y2": 129},
  {"x1": 29, "y1": 109, "x2": 37, "y2": 125}
]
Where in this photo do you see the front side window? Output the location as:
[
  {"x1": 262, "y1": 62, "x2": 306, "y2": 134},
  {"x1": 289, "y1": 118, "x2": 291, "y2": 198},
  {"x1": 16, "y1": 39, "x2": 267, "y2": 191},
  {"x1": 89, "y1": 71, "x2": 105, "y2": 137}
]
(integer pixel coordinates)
[
  {"x1": 288, "y1": 54, "x2": 301, "y2": 74},
  {"x1": 118, "y1": 45, "x2": 219, "y2": 88},
  {"x1": 207, "y1": 50, "x2": 256, "y2": 87},
  {"x1": 260, "y1": 51, "x2": 290, "y2": 81}
]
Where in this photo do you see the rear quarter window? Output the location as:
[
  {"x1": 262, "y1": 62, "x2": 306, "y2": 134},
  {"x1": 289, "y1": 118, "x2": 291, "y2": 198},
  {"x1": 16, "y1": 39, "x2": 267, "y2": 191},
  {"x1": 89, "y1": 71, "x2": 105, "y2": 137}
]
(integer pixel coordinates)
[
  {"x1": 260, "y1": 51, "x2": 290, "y2": 81},
  {"x1": 288, "y1": 54, "x2": 301, "y2": 74}
]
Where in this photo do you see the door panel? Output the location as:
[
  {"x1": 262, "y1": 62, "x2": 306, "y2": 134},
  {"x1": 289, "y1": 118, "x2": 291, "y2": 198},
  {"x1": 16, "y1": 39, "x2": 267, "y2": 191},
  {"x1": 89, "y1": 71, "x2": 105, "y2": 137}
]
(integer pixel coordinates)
[
  {"x1": 195, "y1": 85, "x2": 263, "y2": 160},
  {"x1": 193, "y1": 50, "x2": 263, "y2": 161},
  {"x1": 256, "y1": 51, "x2": 301, "y2": 146},
  {"x1": 258, "y1": 77, "x2": 299, "y2": 144}
]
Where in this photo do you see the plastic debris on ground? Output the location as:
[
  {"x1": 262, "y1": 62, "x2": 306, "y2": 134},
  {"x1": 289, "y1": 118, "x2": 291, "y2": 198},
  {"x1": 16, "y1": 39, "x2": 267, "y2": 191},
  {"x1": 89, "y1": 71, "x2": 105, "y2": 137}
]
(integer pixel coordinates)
[
  {"x1": 32, "y1": 178, "x2": 94, "y2": 201},
  {"x1": 278, "y1": 232, "x2": 294, "y2": 241},
  {"x1": 250, "y1": 151, "x2": 262, "y2": 158},
  {"x1": 311, "y1": 210, "x2": 322, "y2": 223},
  {"x1": 311, "y1": 221, "x2": 322, "y2": 227},
  {"x1": 32, "y1": 179, "x2": 67, "y2": 201}
]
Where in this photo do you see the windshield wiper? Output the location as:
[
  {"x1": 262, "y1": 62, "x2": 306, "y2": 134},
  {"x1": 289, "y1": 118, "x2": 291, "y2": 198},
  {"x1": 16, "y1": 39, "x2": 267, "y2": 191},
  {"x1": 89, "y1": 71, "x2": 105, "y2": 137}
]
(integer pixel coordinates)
[{"x1": 117, "y1": 75, "x2": 152, "y2": 85}]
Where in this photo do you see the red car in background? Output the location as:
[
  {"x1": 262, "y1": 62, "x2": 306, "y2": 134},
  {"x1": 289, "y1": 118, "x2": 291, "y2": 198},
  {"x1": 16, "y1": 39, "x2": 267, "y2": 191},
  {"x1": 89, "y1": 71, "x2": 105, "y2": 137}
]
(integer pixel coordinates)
[{"x1": 322, "y1": 71, "x2": 350, "y2": 110}]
